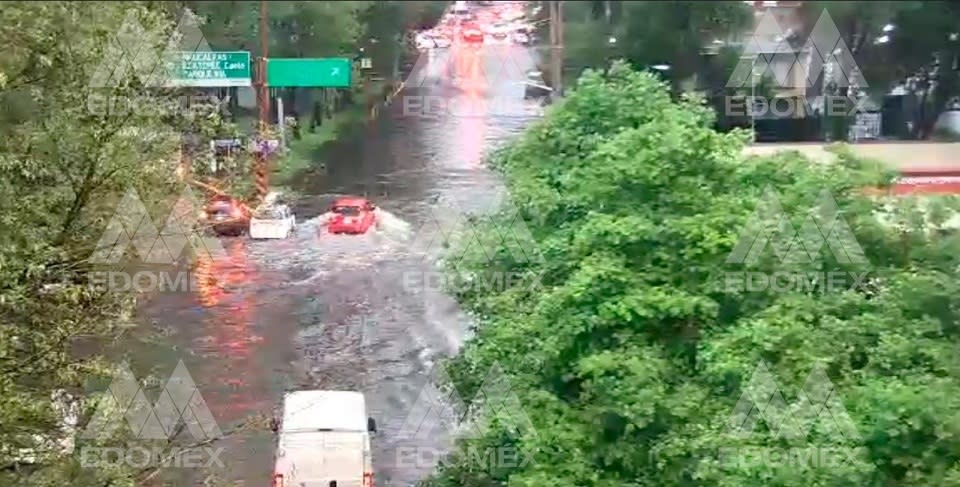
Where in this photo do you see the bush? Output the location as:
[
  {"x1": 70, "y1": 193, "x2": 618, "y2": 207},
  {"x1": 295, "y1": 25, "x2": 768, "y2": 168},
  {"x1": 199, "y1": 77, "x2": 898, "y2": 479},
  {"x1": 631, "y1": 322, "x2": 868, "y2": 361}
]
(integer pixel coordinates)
[{"x1": 427, "y1": 61, "x2": 960, "y2": 486}]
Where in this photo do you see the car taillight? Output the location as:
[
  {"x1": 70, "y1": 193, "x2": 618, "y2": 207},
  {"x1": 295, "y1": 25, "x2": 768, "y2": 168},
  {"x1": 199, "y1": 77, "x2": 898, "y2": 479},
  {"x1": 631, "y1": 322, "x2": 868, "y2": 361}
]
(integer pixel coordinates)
[
  {"x1": 272, "y1": 473, "x2": 283, "y2": 487},
  {"x1": 363, "y1": 472, "x2": 374, "y2": 487}
]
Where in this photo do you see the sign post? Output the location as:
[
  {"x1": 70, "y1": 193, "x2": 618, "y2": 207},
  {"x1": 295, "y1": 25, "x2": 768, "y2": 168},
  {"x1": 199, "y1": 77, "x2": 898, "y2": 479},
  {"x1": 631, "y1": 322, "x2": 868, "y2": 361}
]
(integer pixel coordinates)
[
  {"x1": 165, "y1": 51, "x2": 252, "y2": 87},
  {"x1": 277, "y1": 97, "x2": 286, "y2": 152}
]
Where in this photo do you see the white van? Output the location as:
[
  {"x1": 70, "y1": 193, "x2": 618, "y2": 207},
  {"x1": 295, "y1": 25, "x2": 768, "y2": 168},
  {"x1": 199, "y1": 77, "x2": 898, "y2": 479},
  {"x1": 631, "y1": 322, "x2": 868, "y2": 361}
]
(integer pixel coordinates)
[{"x1": 271, "y1": 390, "x2": 377, "y2": 487}]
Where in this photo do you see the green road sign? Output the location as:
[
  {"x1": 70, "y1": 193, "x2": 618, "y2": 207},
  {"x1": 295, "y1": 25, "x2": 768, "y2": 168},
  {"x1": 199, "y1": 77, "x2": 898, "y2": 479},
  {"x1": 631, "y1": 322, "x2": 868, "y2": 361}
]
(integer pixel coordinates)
[
  {"x1": 166, "y1": 51, "x2": 251, "y2": 87},
  {"x1": 267, "y1": 58, "x2": 352, "y2": 87}
]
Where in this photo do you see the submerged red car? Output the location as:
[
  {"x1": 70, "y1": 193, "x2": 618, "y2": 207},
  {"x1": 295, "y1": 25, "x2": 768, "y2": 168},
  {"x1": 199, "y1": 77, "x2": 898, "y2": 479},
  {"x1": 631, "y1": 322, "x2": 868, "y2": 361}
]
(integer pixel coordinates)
[
  {"x1": 461, "y1": 26, "x2": 484, "y2": 44},
  {"x1": 326, "y1": 197, "x2": 377, "y2": 235},
  {"x1": 203, "y1": 195, "x2": 250, "y2": 236}
]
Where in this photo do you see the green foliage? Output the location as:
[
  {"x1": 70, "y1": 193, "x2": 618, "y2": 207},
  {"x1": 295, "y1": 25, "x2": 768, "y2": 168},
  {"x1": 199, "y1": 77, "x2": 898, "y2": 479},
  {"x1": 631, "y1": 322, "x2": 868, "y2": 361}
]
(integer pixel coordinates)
[
  {"x1": 0, "y1": 1, "x2": 196, "y2": 484},
  {"x1": 427, "y1": 62, "x2": 960, "y2": 486},
  {"x1": 563, "y1": 1, "x2": 752, "y2": 89},
  {"x1": 0, "y1": 1, "x2": 424, "y2": 484}
]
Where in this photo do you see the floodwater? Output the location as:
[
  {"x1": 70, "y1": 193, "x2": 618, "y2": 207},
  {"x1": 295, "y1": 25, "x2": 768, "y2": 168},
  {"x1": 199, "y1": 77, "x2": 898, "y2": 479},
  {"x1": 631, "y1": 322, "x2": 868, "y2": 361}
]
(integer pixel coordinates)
[{"x1": 136, "y1": 38, "x2": 540, "y2": 486}]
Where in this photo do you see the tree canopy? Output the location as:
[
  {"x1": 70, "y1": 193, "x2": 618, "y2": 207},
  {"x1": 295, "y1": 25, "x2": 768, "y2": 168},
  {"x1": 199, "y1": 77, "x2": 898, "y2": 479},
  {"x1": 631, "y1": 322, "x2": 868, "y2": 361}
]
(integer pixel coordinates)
[
  {"x1": 0, "y1": 1, "x2": 438, "y2": 484},
  {"x1": 426, "y1": 61, "x2": 960, "y2": 486}
]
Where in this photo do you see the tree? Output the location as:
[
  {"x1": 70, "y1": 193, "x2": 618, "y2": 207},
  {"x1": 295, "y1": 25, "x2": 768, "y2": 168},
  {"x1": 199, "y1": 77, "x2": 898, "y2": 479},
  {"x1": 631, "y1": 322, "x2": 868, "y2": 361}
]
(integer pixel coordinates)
[
  {"x1": 425, "y1": 62, "x2": 960, "y2": 486},
  {"x1": 562, "y1": 2, "x2": 752, "y2": 94},
  {"x1": 0, "y1": 2, "x2": 233, "y2": 484}
]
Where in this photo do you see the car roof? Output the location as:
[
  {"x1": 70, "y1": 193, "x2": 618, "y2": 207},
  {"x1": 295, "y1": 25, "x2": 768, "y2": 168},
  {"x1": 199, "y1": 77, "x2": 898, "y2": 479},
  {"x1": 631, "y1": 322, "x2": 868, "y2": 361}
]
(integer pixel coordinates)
[
  {"x1": 281, "y1": 390, "x2": 367, "y2": 433},
  {"x1": 332, "y1": 197, "x2": 370, "y2": 207}
]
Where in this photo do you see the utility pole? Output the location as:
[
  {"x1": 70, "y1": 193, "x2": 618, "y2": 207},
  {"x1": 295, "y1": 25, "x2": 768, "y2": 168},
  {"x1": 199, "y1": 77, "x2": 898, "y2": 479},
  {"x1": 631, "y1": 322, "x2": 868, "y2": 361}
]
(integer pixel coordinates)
[
  {"x1": 254, "y1": 0, "x2": 270, "y2": 203},
  {"x1": 549, "y1": 1, "x2": 564, "y2": 100}
]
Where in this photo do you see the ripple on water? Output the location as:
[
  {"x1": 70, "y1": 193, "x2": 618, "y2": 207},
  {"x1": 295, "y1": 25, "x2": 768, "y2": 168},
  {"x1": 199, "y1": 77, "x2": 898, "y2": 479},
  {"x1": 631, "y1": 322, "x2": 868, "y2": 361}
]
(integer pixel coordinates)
[{"x1": 244, "y1": 210, "x2": 417, "y2": 287}]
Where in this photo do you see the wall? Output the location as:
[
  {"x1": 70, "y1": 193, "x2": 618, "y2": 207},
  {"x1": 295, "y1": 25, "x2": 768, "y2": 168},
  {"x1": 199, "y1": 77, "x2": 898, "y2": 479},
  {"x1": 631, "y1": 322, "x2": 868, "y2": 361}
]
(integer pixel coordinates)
[{"x1": 742, "y1": 142, "x2": 960, "y2": 170}]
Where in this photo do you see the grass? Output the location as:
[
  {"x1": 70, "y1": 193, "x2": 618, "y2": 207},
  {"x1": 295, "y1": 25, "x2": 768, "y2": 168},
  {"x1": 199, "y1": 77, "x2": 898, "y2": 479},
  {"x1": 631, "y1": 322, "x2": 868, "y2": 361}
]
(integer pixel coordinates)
[{"x1": 273, "y1": 81, "x2": 386, "y2": 188}]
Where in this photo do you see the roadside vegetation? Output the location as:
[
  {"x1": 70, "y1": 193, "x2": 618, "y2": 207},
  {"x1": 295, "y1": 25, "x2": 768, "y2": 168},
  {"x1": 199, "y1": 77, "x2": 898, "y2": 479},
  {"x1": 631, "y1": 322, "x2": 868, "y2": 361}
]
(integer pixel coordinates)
[
  {"x1": 430, "y1": 62, "x2": 960, "y2": 486},
  {"x1": 0, "y1": 1, "x2": 442, "y2": 485}
]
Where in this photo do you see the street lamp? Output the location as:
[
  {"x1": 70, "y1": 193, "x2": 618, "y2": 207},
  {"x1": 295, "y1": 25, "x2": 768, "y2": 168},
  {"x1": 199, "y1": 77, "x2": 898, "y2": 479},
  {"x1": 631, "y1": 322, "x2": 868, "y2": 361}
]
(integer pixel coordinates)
[
  {"x1": 608, "y1": 36, "x2": 617, "y2": 45},
  {"x1": 651, "y1": 64, "x2": 670, "y2": 71},
  {"x1": 883, "y1": 23, "x2": 895, "y2": 33},
  {"x1": 751, "y1": 65, "x2": 761, "y2": 141},
  {"x1": 738, "y1": 54, "x2": 761, "y2": 142}
]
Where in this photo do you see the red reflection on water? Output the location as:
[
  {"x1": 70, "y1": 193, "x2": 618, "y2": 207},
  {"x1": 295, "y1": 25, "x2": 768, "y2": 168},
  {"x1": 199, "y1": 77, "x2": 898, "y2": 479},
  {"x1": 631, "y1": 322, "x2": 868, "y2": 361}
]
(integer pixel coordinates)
[
  {"x1": 452, "y1": 46, "x2": 487, "y2": 168},
  {"x1": 192, "y1": 239, "x2": 260, "y2": 422}
]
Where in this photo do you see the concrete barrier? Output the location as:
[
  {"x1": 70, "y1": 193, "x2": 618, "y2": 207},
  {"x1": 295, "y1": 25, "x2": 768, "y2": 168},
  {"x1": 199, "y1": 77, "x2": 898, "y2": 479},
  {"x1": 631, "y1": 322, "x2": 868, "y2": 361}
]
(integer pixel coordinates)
[{"x1": 742, "y1": 142, "x2": 960, "y2": 171}]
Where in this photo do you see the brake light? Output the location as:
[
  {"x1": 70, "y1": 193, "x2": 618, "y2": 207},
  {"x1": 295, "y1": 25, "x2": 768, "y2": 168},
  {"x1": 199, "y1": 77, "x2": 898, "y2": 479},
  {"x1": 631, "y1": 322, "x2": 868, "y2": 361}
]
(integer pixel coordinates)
[
  {"x1": 272, "y1": 473, "x2": 283, "y2": 487},
  {"x1": 363, "y1": 472, "x2": 374, "y2": 487}
]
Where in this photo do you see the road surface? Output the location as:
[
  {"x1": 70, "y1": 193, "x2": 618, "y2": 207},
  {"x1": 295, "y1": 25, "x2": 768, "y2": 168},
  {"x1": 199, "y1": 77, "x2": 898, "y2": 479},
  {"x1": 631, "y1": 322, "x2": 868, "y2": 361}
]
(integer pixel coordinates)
[{"x1": 135, "y1": 37, "x2": 541, "y2": 486}]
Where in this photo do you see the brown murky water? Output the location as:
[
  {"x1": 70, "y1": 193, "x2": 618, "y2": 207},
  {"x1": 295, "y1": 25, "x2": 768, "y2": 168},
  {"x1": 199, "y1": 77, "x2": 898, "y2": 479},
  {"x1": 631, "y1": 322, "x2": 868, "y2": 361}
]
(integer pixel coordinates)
[{"x1": 136, "y1": 41, "x2": 540, "y2": 486}]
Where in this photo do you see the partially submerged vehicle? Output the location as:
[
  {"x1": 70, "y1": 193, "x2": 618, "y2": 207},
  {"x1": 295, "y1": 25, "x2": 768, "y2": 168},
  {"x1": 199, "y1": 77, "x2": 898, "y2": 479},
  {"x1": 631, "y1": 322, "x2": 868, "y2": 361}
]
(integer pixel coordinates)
[
  {"x1": 524, "y1": 70, "x2": 552, "y2": 100},
  {"x1": 325, "y1": 197, "x2": 378, "y2": 235},
  {"x1": 250, "y1": 203, "x2": 297, "y2": 239},
  {"x1": 203, "y1": 195, "x2": 250, "y2": 237}
]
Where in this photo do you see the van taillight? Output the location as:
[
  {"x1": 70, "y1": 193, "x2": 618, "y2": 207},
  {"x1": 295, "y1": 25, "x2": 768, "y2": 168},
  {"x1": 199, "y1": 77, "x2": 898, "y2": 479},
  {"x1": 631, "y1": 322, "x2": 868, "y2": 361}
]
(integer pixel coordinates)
[
  {"x1": 272, "y1": 473, "x2": 283, "y2": 487},
  {"x1": 363, "y1": 472, "x2": 374, "y2": 487}
]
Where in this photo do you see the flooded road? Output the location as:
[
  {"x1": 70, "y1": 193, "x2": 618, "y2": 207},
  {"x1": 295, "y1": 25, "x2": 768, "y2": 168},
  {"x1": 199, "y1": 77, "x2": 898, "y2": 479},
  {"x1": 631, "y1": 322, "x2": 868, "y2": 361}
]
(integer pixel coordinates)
[{"x1": 138, "y1": 41, "x2": 541, "y2": 485}]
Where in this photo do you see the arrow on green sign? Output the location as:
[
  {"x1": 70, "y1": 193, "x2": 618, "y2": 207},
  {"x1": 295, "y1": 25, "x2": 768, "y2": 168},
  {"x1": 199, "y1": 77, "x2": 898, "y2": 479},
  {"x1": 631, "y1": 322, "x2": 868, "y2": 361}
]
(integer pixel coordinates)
[{"x1": 266, "y1": 58, "x2": 353, "y2": 88}]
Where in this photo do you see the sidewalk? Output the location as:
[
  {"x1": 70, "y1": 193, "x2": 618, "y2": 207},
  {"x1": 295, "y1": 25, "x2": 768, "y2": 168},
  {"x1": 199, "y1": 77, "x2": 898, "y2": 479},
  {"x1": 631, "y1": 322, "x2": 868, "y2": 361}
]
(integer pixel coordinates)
[{"x1": 743, "y1": 142, "x2": 960, "y2": 171}]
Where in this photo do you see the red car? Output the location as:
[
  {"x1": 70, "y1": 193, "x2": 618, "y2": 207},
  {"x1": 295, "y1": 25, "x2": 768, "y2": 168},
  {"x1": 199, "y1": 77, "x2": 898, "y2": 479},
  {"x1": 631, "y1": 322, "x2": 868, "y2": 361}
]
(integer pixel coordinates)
[
  {"x1": 326, "y1": 197, "x2": 377, "y2": 235},
  {"x1": 203, "y1": 195, "x2": 250, "y2": 236},
  {"x1": 461, "y1": 27, "x2": 484, "y2": 44}
]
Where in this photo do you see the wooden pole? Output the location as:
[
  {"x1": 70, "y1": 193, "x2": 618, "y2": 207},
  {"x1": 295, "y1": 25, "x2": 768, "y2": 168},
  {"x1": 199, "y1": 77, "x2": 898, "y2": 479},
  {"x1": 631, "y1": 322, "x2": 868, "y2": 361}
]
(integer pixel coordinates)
[
  {"x1": 254, "y1": 0, "x2": 270, "y2": 203},
  {"x1": 549, "y1": 1, "x2": 563, "y2": 99}
]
